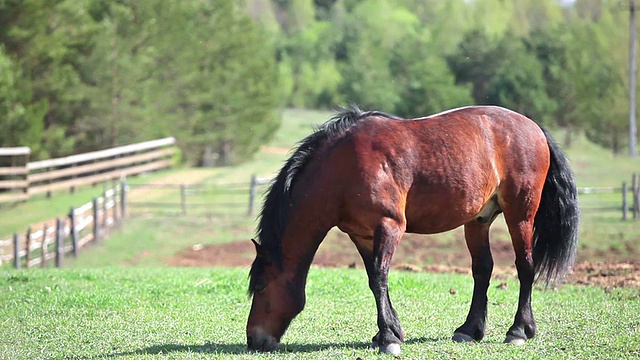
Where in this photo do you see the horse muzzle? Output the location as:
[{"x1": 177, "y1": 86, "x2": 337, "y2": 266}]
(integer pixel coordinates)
[{"x1": 247, "y1": 328, "x2": 280, "y2": 352}]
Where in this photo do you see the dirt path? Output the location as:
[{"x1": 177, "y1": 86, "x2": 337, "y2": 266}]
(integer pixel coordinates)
[{"x1": 165, "y1": 231, "x2": 640, "y2": 290}]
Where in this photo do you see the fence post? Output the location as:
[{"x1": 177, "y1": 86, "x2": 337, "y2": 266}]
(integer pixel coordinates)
[
  {"x1": 102, "y1": 192, "x2": 108, "y2": 228},
  {"x1": 120, "y1": 180, "x2": 127, "y2": 218},
  {"x1": 55, "y1": 218, "x2": 63, "y2": 268},
  {"x1": 248, "y1": 174, "x2": 257, "y2": 217},
  {"x1": 634, "y1": 173, "x2": 639, "y2": 220},
  {"x1": 69, "y1": 207, "x2": 79, "y2": 257},
  {"x1": 93, "y1": 197, "x2": 100, "y2": 243},
  {"x1": 623, "y1": 182, "x2": 629, "y2": 221},
  {"x1": 25, "y1": 226, "x2": 31, "y2": 268},
  {"x1": 41, "y1": 223, "x2": 48, "y2": 268},
  {"x1": 180, "y1": 184, "x2": 187, "y2": 215},
  {"x1": 112, "y1": 181, "x2": 119, "y2": 223},
  {"x1": 13, "y1": 233, "x2": 19, "y2": 269}
]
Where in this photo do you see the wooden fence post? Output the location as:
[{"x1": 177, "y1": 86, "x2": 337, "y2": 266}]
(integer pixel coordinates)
[
  {"x1": 25, "y1": 226, "x2": 31, "y2": 268},
  {"x1": 55, "y1": 218, "x2": 63, "y2": 268},
  {"x1": 120, "y1": 180, "x2": 127, "y2": 218},
  {"x1": 180, "y1": 184, "x2": 187, "y2": 215},
  {"x1": 41, "y1": 223, "x2": 48, "y2": 268},
  {"x1": 248, "y1": 174, "x2": 257, "y2": 217},
  {"x1": 69, "y1": 207, "x2": 79, "y2": 257},
  {"x1": 634, "y1": 173, "x2": 640, "y2": 220},
  {"x1": 102, "y1": 192, "x2": 108, "y2": 228},
  {"x1": 112, "y1": 181, "x2": 119, "y2": 223},
  {"x1": 93, "y1": 197, "x2": 100, "y2": 243},
  {"x1": 13, "y1": 233, "x2": 19, "y2": 269},
  {"x1": 623, "y1": 182, "x2": 629, "y2": 221}
]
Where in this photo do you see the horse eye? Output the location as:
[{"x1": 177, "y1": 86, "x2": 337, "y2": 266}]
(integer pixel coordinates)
[{"x1": 254, "y1": 278, "x2": 267, "y2": 293}]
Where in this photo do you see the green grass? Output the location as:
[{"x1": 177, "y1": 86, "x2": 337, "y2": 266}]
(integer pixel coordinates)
[
  {"x1": 0, "y1": 267, "x2": 638, "y2": 359},
  {"x1": 65, "y1": 214, "x2": 257, "y2": 268}
]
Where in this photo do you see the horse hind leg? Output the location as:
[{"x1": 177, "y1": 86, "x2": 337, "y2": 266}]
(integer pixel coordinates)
[
  {"x1": 453, "y1": 220, "x2": 494, "y2": 342},
  {"x1": 502, "y1": 200, "x2": 539, "y2": 344},
  {"x1": 350, "y1": 216, "x2": 406, "y2": 355}
]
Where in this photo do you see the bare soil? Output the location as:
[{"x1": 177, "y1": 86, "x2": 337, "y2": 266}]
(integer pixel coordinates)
[{"x1": 165, "y1": 230, "x2": 640, "y2": 290}]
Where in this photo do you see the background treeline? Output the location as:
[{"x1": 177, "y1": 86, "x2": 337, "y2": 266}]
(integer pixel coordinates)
[{"x1": 0, "y1": 0, "x2": 634, "y2": 164}]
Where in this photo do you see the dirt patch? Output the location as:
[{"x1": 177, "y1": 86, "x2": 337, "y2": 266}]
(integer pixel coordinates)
[
  {"x1": 164, "y1": 231, "x2": 640, "y2": 290},
  {"x1": 571, "y1": 262, "x2": 640, "y2": 290},
  {"x1": 166, "y1": 242, "x2": 256, "y2": 267}
]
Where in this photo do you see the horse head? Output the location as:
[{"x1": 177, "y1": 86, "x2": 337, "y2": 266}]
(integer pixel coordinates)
[{"x1": 246, "y1": 239, "x2": 305, "y2": 352}]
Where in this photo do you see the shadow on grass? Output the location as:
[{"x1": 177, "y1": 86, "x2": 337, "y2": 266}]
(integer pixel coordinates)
[{"x1": 94, "y1": 336, "x2": 444, "y2": 357}]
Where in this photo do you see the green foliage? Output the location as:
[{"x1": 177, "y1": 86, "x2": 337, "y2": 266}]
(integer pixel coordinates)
[
  {"x1": 562, "y1": 4, "x2": 629, "y2": 153},
  {"x1": 0, "y1": 0, "x2": 638, "y2": 158},
  {"x1": 487, "y1": 35, "x2": 558, "y2": 126},
  {"x1": 0, "y1": 46, "x2": 46, "y2": 155},
  {"x1": 0, "y1": 0, "x2": 281, "y2": 163}
]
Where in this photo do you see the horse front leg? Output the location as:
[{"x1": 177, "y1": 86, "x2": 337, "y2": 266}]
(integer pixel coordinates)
[
  {"x1": 351, "y1": 217, "x2": 406, "y2": 355},
  {"x1": 453, "y1": 221, "x2": 494, "y2": 342}
]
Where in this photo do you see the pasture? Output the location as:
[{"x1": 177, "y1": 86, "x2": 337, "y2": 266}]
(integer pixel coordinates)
[
  {"x1": 1, "y1": 108, "x2": 639, "y2": 358},
  {"x1": 0, "y1": 267, "x2": 638, "y2": 359}
]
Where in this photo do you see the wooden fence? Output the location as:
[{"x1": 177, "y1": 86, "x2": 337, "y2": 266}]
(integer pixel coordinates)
[
  {"x1": 126, "y1": 175, "x2": 271, "y2": 216},
  {"x1": 127, "y1": 174, "x2": 640, "y2": 221},
  {"x1": 2, "y1": 172, "x2": 639, "y2": 269},
  {"x1": 0, "y1": 147, "x2": 30, "y2": 203},
  {"x1": 0, "y1": 182, "x2": 127, "y2": 269},
  {"x1": 0, "y1": 137, "x2": 175, "y2": 203}
]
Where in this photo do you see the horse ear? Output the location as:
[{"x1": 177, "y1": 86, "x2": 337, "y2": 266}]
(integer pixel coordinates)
[{"x1": 251, "y1": 238, "x2": 265, "y2": 257}]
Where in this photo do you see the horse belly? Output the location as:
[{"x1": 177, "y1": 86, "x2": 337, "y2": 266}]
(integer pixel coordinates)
[{"x1": 404, "y1": 186, "x2": 492, "y2": 234}]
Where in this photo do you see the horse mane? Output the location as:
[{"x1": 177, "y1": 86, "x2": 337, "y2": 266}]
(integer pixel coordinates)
[{"x1": 248, "y1": 105, "x2": 401, "y2": 294}]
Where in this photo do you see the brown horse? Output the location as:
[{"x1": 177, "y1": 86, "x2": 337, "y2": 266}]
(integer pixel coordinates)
[{"x1": 246, "y1": 105, "x2": 579, "y2": 355}]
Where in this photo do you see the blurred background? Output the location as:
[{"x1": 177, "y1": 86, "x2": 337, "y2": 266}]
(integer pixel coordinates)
[
  {"x1": 1, "y1": 0, "x2": 639, "y2": 278},
  {"x1": 0, "y1": 0, "x2": 634, "y2": 162}
]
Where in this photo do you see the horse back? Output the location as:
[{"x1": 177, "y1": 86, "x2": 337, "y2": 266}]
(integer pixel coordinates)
[{"x1": 332, "y1": 106, "x2": 549, "y2": 235}]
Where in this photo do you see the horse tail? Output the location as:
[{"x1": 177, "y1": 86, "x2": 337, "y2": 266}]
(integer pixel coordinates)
[{"x1": 533, "y1": 128, "x2": 580, "y2": 285}]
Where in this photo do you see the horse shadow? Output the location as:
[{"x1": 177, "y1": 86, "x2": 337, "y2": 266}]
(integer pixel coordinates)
[{"x1": 92, "y1": 336, "x2": 444, "y2": 358}]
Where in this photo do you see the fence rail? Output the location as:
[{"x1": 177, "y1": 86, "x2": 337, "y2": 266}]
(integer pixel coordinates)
[
  {"x1": 124, "y1": 175, "x2": 640, "y2": 220},
  {"x1": 0, "y1": 137, "x2": 175, "y2": 203}
]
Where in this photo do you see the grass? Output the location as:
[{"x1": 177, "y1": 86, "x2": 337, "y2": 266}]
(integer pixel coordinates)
[{"x1": 0, "y1": 267, "x2": 638, "y2": 359}]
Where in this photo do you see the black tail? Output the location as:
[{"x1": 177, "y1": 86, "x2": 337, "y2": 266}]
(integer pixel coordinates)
[{"x1": 533, "y1": 128, "x2": 580, "y2": 285}]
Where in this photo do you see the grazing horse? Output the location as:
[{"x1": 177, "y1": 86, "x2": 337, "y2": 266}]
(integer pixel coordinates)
[{"x1": 246, "y1": 105, "x2": 580, "y2": 355}]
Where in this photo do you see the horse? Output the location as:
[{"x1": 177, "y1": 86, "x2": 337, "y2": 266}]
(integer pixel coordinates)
[{"x1": 246, "y1": 105, "x2": 580, "y2": 355}]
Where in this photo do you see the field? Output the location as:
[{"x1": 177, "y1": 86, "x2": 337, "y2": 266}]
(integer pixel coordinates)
[
  {"x1": 1, "y1": 108, "x2": 640, "y2": 359},
  {"x1": 1, "y1": 267, "x2": 639, "y2": 359}
]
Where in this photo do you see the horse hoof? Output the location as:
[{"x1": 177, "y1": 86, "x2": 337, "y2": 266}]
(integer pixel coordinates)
[
  {"x1": 379, "y1": 343, "x2": 401, "y2": 356},
  {"x1": 504, "y1": 336, "x2": 527, "y2": 345},
  {"x1": 452, "y1": 332, "x2": 475, "y2": 343}
]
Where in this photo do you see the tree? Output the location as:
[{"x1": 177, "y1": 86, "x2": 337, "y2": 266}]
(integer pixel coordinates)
[
  {"x1": 562, "y1": 2, "x2": 630, "y2": 153},
  {"x1": 447, "y1": 29, "x2": 504, "y2": 104},
  {"x1": 0, "y1": 0, "x2": 97, "y2": 158},
  {"x1": 144, "y1": 0, "x2": 281, "y2": 165},
  {"x1": 0, "y1": 46, "x2": 48, "y2": 155},
  {"x1": 392, "y1": 37, "x2": 473, "y2": 117},
  {"x1": 487, "y1": 35, "x2": 558, "y2": 126}
]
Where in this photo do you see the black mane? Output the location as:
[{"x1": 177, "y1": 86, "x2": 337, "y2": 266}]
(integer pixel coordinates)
[{"x1": 248, "y1": 105, "x2": 400, "y2": 294}]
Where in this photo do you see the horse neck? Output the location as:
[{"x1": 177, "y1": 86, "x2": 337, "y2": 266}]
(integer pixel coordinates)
[{"x1": 279, "y1": 186, "x2": 338, "y2": 281}]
